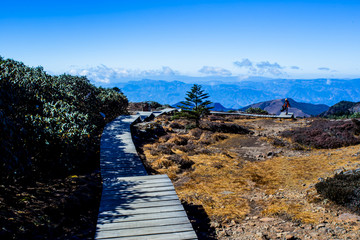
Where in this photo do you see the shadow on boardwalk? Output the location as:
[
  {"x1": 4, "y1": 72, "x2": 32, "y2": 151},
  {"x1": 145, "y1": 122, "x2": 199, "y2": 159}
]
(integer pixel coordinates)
[{"x1": 95, "y1": 115, "x2": 197, "y2": 239}]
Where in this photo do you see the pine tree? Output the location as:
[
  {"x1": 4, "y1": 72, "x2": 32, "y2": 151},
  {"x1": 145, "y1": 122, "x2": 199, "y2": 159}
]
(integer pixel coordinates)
[{"x1": 176, "y1": 84, "x2": 213, "y2": 127}]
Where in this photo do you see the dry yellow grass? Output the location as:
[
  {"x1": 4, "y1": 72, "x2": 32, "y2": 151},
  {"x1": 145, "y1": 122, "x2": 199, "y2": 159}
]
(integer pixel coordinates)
[{"x1": 142, "y1": 117, "x2": 360, "y2": 227}]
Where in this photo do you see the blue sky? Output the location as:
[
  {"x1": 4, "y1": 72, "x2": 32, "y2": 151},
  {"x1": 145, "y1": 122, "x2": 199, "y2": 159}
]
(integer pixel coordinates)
[{"x1": 1, "y1": 0, "x2": 359, "y2": 83}]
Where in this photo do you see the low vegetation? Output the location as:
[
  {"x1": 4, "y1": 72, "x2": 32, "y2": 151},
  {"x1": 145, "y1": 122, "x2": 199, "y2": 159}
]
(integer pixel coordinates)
[
  {"x1": 0, "y1": 57, "x2": 128, "y2": 238},
  {"x1": 316, "y1": 172, "x2": 360, "y2": 210},
  {"x1": 245, "y1": 107, "x2": 268, "y2": 115},
  {"x1": 134, "y1": 115, "x2": 360, "y2": 239},
  {"x1": 282, "y1": 119, "x2": 360, "y2": 149}
]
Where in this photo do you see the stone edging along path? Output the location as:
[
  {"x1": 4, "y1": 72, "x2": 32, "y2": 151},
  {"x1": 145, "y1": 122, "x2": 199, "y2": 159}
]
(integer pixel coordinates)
[{"x1": 95, "y1": 112, "x2": 197, "y2": 240}]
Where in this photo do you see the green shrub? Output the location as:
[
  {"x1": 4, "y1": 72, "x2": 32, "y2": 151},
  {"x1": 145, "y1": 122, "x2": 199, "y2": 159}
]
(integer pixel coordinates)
[
  {"x1": 245, "y1": 107, "x2": 268, "y2": 115},
  {"x1": 315, "y1": 172, "x2": 360, "y2": 209},
  {"x1": 0, "y1": 57, "x2": 128, "y2": 182}
]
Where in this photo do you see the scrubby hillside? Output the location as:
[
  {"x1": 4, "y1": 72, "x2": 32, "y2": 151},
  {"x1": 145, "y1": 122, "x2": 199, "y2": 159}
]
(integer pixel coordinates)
[
  {"x1": 133, "y1": 115, "x2": 360, "y2": 239},
  {"x1": 319, "y1": 100, "x2": 360, "y2": 118},
  {"x1": 0, "y1": 57, "x2": 128, "y2": 239}
]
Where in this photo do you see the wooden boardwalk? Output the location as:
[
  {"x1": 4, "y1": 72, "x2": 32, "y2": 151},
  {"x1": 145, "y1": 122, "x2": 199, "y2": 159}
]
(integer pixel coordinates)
[
  {"x1": 210, "y1": 111, "x2": 295, "y2": 119},
  {"x1": 96, "y1": 114, "x2": 197, "y2": 240}
]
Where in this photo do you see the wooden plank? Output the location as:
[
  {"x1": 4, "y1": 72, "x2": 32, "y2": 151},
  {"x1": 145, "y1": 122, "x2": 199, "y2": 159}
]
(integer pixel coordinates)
[
  {"x1": 97, "y1": 209, "x2": 188, "y2": 224},
  {"x1": 115, "y1": 174, "x2": 169, "y2": 181},
  {"x1": 98, "y1": 194, "x2": 180, "y2": 206},
  {"x1": 99, "y1": 199, "x2": 182, "y2": 212},
  {"x1": 101, "y1": 186, "x2": 175, "y2": 197},
  {"x1": 98, "y1": 204, "x2": 185, "y2": 217},
  {"x1": 102, "y1": 180, "x2": 172, "y2": 189},
  {"x1": 115, "y1": 231, "x2": 197, "y2": 240},
  {"x1": 101, "y1": 181, "x2": 174, "y2": 192},
  {"x1": 96, "y1": 223, "x2": 194, "y2": 239},
  {"x1": 99, "y1": 190, "x2": 178, "y2": 201},
  {"x1": 105, "y1": 176, "x2": 171, "y2": 186},
  {"x1": 96, "y1": 216, "x2": 191, "y2": 231}
]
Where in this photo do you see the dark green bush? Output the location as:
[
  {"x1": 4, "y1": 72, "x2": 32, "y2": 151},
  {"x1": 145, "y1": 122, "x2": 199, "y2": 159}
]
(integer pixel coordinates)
[
  {"x1": 0, "y1": 57, "x2": 128, "y2": 182},
  {"x1": 315, "y1": 173, "x2": 360, "y2": 210},
  {"x1": 245, "y1": 107, "x2": 268, "y2": 115},
  {"x1": 200, "y1": 121, "x2": 252, "y2": 134}
]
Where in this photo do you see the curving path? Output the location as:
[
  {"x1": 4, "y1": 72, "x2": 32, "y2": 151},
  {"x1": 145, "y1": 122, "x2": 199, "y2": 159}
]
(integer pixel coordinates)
[{"x1": 95, "y1": 113, "x2": 197, "y2": 240}]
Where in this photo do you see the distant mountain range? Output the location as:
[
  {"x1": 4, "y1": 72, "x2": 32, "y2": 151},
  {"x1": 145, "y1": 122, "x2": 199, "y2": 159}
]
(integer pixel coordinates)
[
  {"x1": 172, "y1": 102, "x2": 232, "y2": 112},
  {"x1": 115, "y1": 78, "x2": 360, "y2": 108},
  {"x1": 241, "y1": 98, "x2": 329, "y2": 117}
]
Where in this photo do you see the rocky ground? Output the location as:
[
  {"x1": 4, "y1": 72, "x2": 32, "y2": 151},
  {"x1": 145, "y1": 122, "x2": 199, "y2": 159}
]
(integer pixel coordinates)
[{"x1": 133, "y1": 115, "x2": 360, "y2": 240}]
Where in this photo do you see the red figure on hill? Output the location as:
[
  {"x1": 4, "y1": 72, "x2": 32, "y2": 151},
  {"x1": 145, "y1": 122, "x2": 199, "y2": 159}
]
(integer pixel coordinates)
[{"x1": 283, "y1": 98, "x2": 290, "y2": 115}]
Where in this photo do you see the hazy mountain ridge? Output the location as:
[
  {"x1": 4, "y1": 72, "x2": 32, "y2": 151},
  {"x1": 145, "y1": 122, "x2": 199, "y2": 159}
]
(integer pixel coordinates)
[
  {"x1": 116, "y1": 78, "x2": 360, "y2": 108},
  {"x1": 241, "y1": 98, "x2": 329, "y2": 117},
  {"x1": 172, "y1": 102, "x2": 232, "y2": 112}
]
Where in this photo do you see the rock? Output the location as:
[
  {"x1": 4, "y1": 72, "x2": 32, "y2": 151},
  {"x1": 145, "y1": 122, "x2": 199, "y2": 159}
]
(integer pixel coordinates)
[
  {"x1": 316, "y1": 223, "x2": 326, "y2": 229},
  {"x1": 343, "y1": 170, "x2": 354, "y2": 175},
  {"x1": 260, "y1": 217, "x2": 276, "y2": 222},
  {"x1": 285, "y1": 234, "x2": 296, "y2": 240},
  {"x1": 221, "y1": 191, "x2": 234, "y2": 195},
  {"x1": 338, "y1": 213, "x2": 360, "y2": 222},
  {"x1": 304, "y1": 225, "x2": 313, "y2": 230},
  {"x1": 267, "y1": 151, "x2": 274, "y2": 157},
  {"x1": 333, "y1": 168, "x2": 344, "y2": 175}
]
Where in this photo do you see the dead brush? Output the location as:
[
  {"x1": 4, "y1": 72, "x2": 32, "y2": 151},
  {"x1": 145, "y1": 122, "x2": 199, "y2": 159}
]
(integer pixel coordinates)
[
  {"x1": 213, "y1": 133, "x2": 229, "y2": 142},
  {"x1": 195, "y1": 148, "x2": 213, "y2": 155},
  {"x1": 150, "y1": 143, "x2": 175, "y2": 155},
  {"x1": 168, "y1": 154, "x2": 194, "y2": 170},
  {"x1": 159, "y1": 134, "x2": 172, "y2": 143},
  {"x1": 168, "y1": 135, "x2": 188, "y2": 146},
  {"x1": 198, "y1": 132, "x2": 214, "y2": 145},
  {"x1": 188, "y1": 128, "x2": 203, "y2": 140},
  {"x1": 174, "y1": 143, "x2": 196, "y2": 155},
  {"x1": 153, "y1": 156, "x2": 174, "y2": 169},
  {"x1": 281, "y1": 119, "x2": 360, "y2": 149},
  {"x1": 169, "y1": 122, "x2": 185, "y2": 129}
]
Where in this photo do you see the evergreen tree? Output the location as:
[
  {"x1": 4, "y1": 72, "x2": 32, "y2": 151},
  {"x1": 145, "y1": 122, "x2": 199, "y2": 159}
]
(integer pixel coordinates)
[{"x1": 176, "y1": 84, "x2": 213, "y2": 126}]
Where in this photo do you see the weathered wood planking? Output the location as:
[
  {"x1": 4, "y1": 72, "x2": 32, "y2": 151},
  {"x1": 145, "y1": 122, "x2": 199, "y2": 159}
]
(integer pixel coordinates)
[
  {"x1": 210, "y1": 110, "x2": 295, "y2": 119},
  {"x1": 95, "y1": 114, "x2": 197, "y2": 240}
]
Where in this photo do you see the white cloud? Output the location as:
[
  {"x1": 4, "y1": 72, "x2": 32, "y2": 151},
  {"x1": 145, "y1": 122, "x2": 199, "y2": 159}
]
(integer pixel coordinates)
[
  {"x1": 198, "y1": 66, "x2": 232, "y2": 76},
  {"x1": 318, "y1": 67, "x2": 330, "y2": 71},
  {"x1": 234, "y1": 59, "x2": 286, "y2": 76},
  {"x1": 68, "y1": 65, "x2": 179, "y2": 84},
  {"x1": 256, "y1": 61, "x2": 284, "y2": 76},
  {"x1": 290, "y1": 66, "x2": 300, "y2": 70},
  {"x1": 233, "y1": 58, "x2": 253, "y2": 68}
]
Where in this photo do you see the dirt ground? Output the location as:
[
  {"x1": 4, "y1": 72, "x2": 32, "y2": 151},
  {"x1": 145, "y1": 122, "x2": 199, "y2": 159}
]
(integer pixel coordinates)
[{"x1": 134, "y1": 115, "x2": 360, "y2": 240}]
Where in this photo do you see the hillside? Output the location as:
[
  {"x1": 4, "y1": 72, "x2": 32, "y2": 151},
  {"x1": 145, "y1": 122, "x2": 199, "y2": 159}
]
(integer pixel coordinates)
[
  {"x1": 115, "y1": 79, "x2": 360, "y2": 109},
  {"x1": 319, "y1": 101, "x2": 360, "y2": 117},
  {"x1": 241, "y1": 98, "x2": 329, "y2": 117}
]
